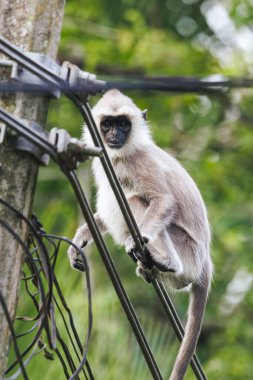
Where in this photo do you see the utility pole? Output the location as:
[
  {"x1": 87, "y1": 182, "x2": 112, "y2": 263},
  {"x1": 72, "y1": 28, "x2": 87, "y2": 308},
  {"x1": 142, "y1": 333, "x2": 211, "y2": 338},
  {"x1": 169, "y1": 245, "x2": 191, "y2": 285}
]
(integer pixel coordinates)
[{"x1": 0, "y1": 1, "x2": 65, "y2": 374}]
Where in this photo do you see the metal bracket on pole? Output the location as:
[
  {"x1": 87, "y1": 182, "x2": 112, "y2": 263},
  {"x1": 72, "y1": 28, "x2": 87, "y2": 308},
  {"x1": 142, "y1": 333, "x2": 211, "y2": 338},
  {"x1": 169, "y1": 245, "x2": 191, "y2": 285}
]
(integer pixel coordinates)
[
  {"x1": 0, "y1": 115, "x2": 50, "y2": 166},
  {"x1": 60, "y1": 61, "x2": 106, "y2": 101},
  {"x1": 49, "y1": 127, "x2": 103, "y2": 170},
  {"x1": 0, "y1": 107, "x2": 103, "y2": 169},
  {"x1": 0, "y1": 59, "x2": 19, "y2": 78},
  {"x1": 0, "y1": 110, "x2": 49, "y2": 166},
  {"x1": 9, "y1": 120, "x2": 50, "y2": 166},
  {"x1": 0, "y1": 54, "x2": 61, "y2": 98}
]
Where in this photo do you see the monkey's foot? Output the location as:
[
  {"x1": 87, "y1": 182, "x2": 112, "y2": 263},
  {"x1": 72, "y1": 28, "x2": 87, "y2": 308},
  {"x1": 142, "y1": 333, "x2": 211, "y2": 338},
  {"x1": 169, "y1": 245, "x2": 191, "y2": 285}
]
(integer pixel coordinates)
[
  {"x1": 72, "y1": 258, "x2": 86, "y2": 272},
  {"x1": 125, "y1": 234, "x2": 153, "y2": 269},
  {"x1": 136, "y1": 262, "x2": 152, "y2": 283},
  {"x1": 140, "y1": 243, "x2": 183, "y2": 274},
  {"x1": 67, "y1": 241, "x2": 87, "y2": 272},
  {"x1": 152, "y1": 260, "x2": 176, "y2": 272},
  {"x1": 125, "y1": 235, "x2": 183, "y2": 275},
  {"x1": 150, "y1": 254, "x2": 183, "y2": 275}
]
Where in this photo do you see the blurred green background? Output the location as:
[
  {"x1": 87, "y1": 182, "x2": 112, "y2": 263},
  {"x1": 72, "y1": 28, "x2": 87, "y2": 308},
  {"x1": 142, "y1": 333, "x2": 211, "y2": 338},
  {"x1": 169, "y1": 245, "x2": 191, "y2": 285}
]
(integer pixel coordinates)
[{"x1": 13, "y1": 0, "x2": 253, "y2": 379}]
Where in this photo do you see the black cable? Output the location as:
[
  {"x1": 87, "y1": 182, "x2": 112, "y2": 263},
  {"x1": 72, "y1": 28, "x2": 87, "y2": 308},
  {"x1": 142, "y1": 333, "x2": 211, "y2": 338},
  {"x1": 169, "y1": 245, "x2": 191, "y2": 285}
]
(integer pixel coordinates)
[
  {"x1": 0, "y1": 76, "x2": 253, "y2": 95},
  {"x1": 42, "y1": 235, "x2": 93, "y2": 380}
]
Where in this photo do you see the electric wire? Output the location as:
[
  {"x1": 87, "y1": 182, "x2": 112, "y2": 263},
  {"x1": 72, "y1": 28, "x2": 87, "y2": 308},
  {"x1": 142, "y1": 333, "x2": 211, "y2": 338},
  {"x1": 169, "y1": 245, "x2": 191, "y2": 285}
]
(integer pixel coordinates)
[{"x1": 0, "y1": 199, "x2": 94, "y2": 380}]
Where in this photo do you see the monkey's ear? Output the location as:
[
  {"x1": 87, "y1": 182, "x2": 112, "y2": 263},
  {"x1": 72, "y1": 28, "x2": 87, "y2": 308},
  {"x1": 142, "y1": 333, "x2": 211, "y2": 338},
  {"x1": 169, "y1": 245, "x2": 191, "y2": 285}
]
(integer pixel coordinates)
[{"x1": 142, "y1": 109, "x2": 148, "y2": 121}]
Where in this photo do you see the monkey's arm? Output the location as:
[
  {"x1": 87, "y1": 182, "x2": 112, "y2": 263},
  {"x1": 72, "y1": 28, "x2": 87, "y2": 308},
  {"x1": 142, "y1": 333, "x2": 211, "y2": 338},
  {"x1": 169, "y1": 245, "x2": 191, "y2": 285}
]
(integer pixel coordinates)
[
  {"x1": 73, "y1": 212, "x2": 107, "y2": 245},
  {"x1": 129, "y1": 193, "x2": 175, "y2": 241},
  {"x1": 67, "y1": 212, "x2": 107, "y2": 271},
  {"x1": 125, "y1": 193, "x2": 176, "y2": 266}
]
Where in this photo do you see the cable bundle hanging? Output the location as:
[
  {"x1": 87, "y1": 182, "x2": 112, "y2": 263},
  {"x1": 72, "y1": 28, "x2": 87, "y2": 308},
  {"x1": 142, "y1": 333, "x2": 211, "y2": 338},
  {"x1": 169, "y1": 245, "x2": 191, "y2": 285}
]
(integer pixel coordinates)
[{"x1": 0, "y1": 198, "x2": 93, "y2": 380}]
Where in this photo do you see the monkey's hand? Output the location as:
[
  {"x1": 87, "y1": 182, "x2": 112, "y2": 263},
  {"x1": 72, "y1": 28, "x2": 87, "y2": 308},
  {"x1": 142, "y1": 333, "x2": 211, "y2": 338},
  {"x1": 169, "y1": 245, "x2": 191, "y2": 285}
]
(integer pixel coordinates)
[
  {"x1": 125, "y1": 233, "x2": 154, "y2": 268},
  {"x1": 67, "y1": 223, "x2": 93, "y2": 271},
  {"x1": 67, "y1": 240, "x2": 88, "y2": 272}
]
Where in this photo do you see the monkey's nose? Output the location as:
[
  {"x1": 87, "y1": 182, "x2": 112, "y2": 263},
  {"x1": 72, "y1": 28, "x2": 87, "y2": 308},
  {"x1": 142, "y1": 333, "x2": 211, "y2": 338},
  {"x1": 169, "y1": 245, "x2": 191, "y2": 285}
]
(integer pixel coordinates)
[{"x1": 112, "y1": 135, "x2": 118, "y2": 142}]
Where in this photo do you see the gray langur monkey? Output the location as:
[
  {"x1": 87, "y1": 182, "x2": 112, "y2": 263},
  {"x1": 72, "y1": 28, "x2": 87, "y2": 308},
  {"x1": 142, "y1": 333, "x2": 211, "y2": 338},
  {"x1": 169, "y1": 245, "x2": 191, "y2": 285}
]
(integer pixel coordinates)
[{"x1": 67, "y1": 89, "x2": 213, "y2": 380}]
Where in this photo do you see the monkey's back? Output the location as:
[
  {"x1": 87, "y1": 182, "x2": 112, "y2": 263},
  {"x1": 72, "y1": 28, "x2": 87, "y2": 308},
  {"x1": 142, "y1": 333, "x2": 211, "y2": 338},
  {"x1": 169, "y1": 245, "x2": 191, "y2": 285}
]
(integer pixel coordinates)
[{"x1": 143, "y1": 144, "x2": 212, "y2": 282}]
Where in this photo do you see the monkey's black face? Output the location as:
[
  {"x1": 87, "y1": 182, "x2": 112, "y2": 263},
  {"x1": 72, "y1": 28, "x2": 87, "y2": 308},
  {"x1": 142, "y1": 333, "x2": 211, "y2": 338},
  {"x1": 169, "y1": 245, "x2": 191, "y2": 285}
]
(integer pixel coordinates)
[{"x1": 100, "y1": 115, "x2": 131, "y2": 149}]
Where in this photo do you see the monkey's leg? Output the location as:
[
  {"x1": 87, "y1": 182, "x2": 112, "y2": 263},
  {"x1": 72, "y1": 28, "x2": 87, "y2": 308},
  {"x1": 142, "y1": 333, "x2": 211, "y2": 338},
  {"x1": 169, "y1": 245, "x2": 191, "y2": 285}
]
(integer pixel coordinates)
[
  {"x1": 145, "y1": 231, "x2": 183, "y2": 275},
  {"x1": 126, "y1": 231, "x2": 183, "y2": 279},
  {"x1": 67, "y1": 212, "x2": 107, "y2": 271}
]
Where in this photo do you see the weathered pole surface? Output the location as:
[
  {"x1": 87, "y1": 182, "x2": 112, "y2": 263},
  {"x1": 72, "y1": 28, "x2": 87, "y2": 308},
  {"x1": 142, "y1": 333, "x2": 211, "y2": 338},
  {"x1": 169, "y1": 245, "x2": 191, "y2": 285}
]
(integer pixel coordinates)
[{"x1": 0, "y1": 1, "x2": 65, "y2": 374}]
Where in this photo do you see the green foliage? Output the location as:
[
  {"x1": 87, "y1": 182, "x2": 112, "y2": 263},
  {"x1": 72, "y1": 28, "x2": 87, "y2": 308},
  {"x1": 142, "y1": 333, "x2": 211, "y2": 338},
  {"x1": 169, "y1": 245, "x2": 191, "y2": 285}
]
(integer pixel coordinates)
[{"x1": 14, "y1": 0, "x2": 253, "y2": 378}]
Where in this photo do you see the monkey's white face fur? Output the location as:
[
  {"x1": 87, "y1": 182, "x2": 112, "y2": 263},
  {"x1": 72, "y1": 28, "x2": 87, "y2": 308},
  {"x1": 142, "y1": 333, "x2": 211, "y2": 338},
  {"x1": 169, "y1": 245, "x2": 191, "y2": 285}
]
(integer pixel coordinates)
[{"x1": 83, "y1": 89, "x2": 152, "y2": 157}]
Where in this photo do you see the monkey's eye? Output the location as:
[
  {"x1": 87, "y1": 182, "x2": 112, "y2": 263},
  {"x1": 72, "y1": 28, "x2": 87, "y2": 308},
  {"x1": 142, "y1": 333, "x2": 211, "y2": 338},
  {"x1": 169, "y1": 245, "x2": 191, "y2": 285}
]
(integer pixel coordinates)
[
  {"x1": 119, "y1": 118, "x2": 131, "y2": 130},
  {"x1": 101, "y1": 118, "x2": 112, "y2": 131},
  {"x1": 104, "y1": 120, "x2": 111, "y2": 127}
]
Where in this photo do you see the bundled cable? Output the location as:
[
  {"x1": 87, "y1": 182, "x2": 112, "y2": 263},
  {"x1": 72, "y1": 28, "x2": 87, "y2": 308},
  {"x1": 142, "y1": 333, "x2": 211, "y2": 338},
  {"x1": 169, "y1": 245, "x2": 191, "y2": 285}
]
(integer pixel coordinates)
[{"x1": 0, "y1": 199, "x2": 93, "y2": 380}]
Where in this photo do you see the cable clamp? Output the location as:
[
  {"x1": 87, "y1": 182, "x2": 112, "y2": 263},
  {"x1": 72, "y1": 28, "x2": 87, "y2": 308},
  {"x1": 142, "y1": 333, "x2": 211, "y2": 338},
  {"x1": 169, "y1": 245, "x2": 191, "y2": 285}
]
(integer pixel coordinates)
[
  {"x1": 9, "y1": 120, "x2": 50, "y2": 166},
  {"x1": 60, "y1": 61, "x2": 106, "y2": 101},
  {"x1": 0, "y1": 108, "x2": 102, "y2": 168},
  {"x1": 49, "y1": 127, "x2": 103, "y2": 169},
  {"x1": 0, "y1": 118, "x2": 49, "y2": 166}
]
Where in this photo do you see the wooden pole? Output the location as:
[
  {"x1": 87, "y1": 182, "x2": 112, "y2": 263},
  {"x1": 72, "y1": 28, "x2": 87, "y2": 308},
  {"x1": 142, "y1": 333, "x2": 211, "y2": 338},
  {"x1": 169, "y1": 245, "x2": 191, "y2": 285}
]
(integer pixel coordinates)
[{"x1": 0, "y1": 0, "x2": 65, "y2": 374}]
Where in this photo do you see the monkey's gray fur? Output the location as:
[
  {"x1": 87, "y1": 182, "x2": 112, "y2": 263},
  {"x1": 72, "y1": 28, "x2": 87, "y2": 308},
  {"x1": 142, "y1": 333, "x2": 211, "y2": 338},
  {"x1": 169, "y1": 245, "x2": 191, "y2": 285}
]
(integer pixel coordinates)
[{"x1": 68, "y1": 89, "x2": 213, "y2": 380}]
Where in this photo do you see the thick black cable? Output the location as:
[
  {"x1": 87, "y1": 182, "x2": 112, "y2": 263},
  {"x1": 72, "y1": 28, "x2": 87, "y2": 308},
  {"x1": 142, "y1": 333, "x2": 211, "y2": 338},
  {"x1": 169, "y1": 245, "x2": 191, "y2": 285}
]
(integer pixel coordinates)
[
  {"x1": 0, "y1": 76, "x2": 253, "y2": 95},
  {"x1": 0, "y1": 80, "x2": 224, "y2": 95}
]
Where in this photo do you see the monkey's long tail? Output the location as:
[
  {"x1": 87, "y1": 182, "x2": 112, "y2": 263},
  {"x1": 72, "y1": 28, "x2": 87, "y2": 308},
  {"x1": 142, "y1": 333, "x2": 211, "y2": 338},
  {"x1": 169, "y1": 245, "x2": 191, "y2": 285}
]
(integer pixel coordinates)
[{"x1": 169, "y1": 272, "x2": 210, "y2": 380}]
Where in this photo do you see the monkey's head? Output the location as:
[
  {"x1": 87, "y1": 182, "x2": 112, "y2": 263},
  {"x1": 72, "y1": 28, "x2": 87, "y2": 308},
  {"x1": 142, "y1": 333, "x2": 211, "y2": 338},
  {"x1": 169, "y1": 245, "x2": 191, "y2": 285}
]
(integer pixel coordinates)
[{"x1": 84, "y1": 90, "x2": 152, "y2": 157}]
